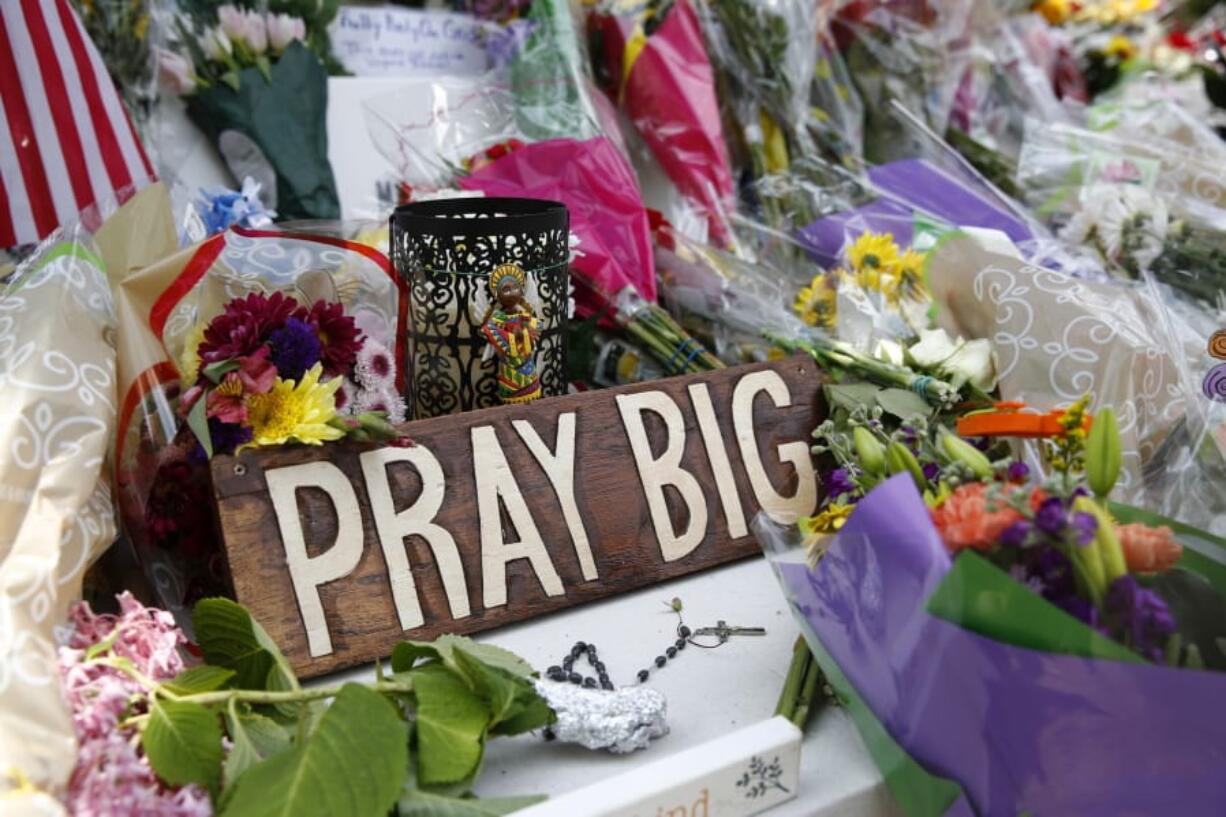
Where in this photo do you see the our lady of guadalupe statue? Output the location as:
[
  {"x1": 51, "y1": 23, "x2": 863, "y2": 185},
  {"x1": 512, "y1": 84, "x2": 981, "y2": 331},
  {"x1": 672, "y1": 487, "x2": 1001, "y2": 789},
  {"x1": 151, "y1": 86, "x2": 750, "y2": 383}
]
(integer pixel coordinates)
[{"x1": 480, "y1": 263, "x2": 542, "y2": 404}]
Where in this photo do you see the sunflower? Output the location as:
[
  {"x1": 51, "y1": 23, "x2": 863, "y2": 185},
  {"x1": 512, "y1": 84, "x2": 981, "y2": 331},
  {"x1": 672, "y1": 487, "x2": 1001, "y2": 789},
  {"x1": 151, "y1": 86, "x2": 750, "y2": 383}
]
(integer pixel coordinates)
[
  {"x1": 793, "y1": 272, "x2": 838, "y2": 327},
  {"x1": 896, "y1": 248, "x2": 929, "y2": 301},
  {"x1": 846, "y1": 231, "x2": 901, "y2": 275},
  {"x1": 245, "y1": 364, "x2": 344, "y2": 448}
]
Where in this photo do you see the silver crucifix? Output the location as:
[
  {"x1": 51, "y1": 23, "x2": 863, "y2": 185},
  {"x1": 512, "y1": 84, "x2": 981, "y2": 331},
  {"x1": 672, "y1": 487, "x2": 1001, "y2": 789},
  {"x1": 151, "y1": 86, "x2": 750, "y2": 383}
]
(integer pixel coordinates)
[{"x1": 692, "y1": 620, "x2": 767, "y2": 643}]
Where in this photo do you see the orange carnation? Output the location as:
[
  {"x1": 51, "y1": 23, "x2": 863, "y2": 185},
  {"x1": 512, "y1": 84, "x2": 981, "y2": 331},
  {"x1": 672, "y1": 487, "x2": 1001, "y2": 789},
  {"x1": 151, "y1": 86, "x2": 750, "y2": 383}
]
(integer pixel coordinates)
[
  {"x1": 930, "y1": 482, "x2": 1026, "y2": 553},
  {"x1": 1118, "y1": 523, "x2": 1181, "y2": 573}
]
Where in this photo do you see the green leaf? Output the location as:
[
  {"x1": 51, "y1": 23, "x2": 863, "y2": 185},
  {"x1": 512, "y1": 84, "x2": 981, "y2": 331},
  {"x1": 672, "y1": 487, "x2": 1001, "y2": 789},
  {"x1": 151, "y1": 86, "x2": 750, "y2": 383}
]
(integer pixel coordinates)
[
  {"x1": 221, "y1": 70, "x2": 241, "y2": 91},
  {"x1": 220, "y1": 684, "x2": 407, "y2": 817},
  {"x1": 142, "y1": 699, "x2": 224, "y2": 796},
  {"x1": 255, "y1": 55, "x2": 272, "y2": 83},
  {"x1": 450, "y1": 650, "x2": 553, "y2": 736},
  {"x1": 874, "y1": 388, "x2": 932, "y2": 421},
  {"x1": 192, "y1": 598, "x2": 300, "y2": 694},
  {"x1": 164, "y1": 665, "x2": 235, "y2": 696},
  {"x1": 187, "y1": 396, "x2": 213, "y2": 459},
  {"x1": 397, "y1": 790, "x2": 546, "y2": 817},
  {"x1": 394, "y1": 635, "x2": 535, "y2": 681},
  {"x1": 823, "y1": 383, "x2": 881, "y2": 415},
  {"x1": 223, "y1": 703, "x2": 292, "y2": 790},
  {"x1": 202, "y1": 359, "x2": 239, "y2": 384},
  {"x1": 411, "y1": 664, "x2": 491, "y2": 787}
]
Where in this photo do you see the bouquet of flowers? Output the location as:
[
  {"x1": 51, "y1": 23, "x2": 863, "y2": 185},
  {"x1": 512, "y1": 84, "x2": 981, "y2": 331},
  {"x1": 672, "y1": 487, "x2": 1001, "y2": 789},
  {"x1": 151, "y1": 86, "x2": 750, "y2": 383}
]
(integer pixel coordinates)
[
  {"x1": 759, "y1": 396, "x2": 1226, "y2": 815},
  {"x1": 588, "y1": 0, "x2": 737, "y2": 246},
  {"x1": 158, "y1": 3, "x2": 341, "y2": 219},
  {"x1": 113, "y1": 226, "x2": 406, "y2": 617}
]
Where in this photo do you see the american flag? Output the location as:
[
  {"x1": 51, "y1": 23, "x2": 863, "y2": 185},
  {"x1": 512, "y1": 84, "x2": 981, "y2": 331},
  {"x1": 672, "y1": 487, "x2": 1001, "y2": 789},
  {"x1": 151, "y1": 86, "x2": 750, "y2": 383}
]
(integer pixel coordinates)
[{"x1": 0, "y1": 0, "x2": 155, "y2": 249}]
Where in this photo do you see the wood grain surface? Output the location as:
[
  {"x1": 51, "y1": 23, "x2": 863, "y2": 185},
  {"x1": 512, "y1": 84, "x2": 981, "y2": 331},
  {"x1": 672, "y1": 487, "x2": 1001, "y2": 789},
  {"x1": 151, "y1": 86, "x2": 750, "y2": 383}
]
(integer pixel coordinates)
[{"x1": 210, "y1": 355, "x2": 825, "y2": 677}]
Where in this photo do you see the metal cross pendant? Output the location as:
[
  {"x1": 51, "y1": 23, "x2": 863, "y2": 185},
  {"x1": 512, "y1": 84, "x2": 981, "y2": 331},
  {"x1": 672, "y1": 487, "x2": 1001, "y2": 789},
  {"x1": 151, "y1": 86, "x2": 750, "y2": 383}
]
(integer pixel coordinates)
[{"x1": 692, "y1": 620, "x2": 767, "y2": 644}]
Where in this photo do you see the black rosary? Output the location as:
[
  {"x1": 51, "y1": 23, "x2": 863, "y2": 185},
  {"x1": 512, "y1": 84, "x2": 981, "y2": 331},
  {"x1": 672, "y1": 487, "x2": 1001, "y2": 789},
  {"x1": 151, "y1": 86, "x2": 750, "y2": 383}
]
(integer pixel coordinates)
[{"x1": 544, "y1": 614, "x2": 765, "y2": 690}]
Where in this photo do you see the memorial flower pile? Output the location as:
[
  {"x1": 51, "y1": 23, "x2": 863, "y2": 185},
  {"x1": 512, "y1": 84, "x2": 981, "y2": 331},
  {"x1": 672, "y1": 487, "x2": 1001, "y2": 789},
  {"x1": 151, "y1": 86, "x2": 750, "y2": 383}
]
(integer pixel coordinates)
[{"x1": 178, "y1": 291, "x2": 404, "y2": 460}]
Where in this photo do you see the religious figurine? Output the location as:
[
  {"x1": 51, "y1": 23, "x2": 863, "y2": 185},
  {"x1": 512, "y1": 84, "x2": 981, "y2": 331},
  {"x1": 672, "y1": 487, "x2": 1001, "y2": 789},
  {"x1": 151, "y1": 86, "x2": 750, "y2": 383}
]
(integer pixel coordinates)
[{"x1": 480, "y1": 263, "x2": 542, "y2": 404}]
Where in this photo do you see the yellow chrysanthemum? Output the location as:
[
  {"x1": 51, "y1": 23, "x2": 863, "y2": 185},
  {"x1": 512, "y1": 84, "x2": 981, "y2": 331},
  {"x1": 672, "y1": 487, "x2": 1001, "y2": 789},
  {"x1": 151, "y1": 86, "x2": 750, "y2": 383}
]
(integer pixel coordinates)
[
  {"x1": 245, "y1": 364, "x2": 344, "y2": 448},
  {"x1": 846, "y1": 231, "x2": 901, "y2": 275},
  {"x1": 177, "y1": 321, "x2": 207, "y2": 384},
  {"x1": 793, "y1": 272, "x2": 838, "y2": 327}
]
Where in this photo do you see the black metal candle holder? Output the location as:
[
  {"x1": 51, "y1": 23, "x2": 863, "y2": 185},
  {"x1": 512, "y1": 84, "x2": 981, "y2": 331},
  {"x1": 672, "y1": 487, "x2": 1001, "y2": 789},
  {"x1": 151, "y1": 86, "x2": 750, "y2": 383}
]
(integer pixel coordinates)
[{"x1": 390, "y1": 197, "x2": 570, "y2": 418}]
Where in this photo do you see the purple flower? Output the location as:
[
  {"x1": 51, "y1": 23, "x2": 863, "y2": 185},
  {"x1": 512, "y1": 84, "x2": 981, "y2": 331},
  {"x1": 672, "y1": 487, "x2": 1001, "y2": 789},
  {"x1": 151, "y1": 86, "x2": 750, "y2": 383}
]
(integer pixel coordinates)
[
  {"x1": 922, "y1": 462, "x2": 941, "y2": 483},
  {"x1": 970, "y1": 436, "x2": 992, "y2": 451},
  {"x1": 187, "y1": 418, "x2": 253, "y2": 463},
  {"x1": 1106, "y1": 575, "x2": 1177, "y2": 662},
  {"x1": 824, "y1": 467, "x2": 857, "y2": 499},
  {"x1": 999, "y1": 520, "x2": 1032, "y2": 548},
  {"x1": 1034, "y1": 497, "x2": 1069, "y2": 536},
  {"x1": 1070, "y1": 511, "x2": 1098, "y2": 546},
  {"x1": 268, "y1": 317, "x2": 322, "y2": 381},
  {"x1": 1006, "y1": 460, "x2": 1030, "y2": 482},
  {"x1": 1056, "y1": 595, "x2": 1102, "y2": 631}
]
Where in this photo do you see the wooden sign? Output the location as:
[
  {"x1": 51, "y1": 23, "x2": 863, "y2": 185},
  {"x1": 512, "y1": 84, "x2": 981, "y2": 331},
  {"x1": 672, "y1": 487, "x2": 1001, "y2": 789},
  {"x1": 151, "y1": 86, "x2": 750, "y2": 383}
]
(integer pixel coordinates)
[{"x1": 210, "y1": 356, "x2": 824, "y2": 677}]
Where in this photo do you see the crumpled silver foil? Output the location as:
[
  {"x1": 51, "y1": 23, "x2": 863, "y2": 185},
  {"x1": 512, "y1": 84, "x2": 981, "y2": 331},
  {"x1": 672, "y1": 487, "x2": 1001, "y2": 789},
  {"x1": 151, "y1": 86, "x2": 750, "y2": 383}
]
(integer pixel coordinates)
[{"x1": 535, "y1": 681, "x2": 668, "y2": 753}]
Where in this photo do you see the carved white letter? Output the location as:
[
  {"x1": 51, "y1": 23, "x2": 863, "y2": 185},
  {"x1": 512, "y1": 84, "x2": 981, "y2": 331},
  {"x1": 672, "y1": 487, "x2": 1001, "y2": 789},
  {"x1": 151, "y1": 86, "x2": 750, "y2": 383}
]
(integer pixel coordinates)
[
  {"x1": 687, "y1": 383, "x2": 748, "y2": 538},
  {"x1": 360, "y1": 446, "x2": 470, "y2": 632},
  {"x1": 512, "y1": 414, "x2": 598, "y2": 581},
  {"x1": 732, "y1": 370, "x2": 818, "y2": 522},
  {"x1": 472, "y1": 425, "x2": 565, "y2": 608},
  {"x1": 616, "y1": 391, "x2": 709, "y2": 561},
  {"x1": 266, "y1": 462, "x2": 364, "y2": 658}
]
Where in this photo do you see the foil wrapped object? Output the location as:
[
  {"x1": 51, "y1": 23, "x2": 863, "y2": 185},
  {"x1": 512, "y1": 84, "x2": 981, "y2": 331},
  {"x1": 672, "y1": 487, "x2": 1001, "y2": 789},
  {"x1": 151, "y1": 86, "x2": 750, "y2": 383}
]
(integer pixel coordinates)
[{"x1": 535, "y1": 681, "x2": 668, "y2": 753}]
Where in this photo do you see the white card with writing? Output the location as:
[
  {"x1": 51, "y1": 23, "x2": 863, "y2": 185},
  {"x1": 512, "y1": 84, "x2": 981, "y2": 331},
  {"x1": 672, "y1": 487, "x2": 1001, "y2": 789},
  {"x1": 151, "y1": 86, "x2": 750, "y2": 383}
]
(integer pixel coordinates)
[
  {"x1": 329, "y1": 5, "x2": 488, "y2": 77},
  {"x1": 518, "y1": 717, "x2": 803, "y2": 817}
]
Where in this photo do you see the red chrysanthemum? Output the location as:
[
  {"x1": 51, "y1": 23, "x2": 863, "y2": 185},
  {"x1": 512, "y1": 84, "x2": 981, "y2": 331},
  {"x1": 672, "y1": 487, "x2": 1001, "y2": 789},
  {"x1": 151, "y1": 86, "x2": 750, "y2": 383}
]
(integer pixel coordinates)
[
  {"x1": 197, "y1": 291, "x2": 299, "y2": 365},
  {"x1": 295, "y1": 300, "x2": 364, "y2": 376}
]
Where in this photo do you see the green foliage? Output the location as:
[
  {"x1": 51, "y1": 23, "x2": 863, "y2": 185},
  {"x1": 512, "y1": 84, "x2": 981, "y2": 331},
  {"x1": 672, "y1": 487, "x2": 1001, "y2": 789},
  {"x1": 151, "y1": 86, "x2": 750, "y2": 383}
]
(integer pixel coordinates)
[
  {"x1": 130, "y1": 601, "x2": 551, "y2": 815},
  {"x1": 142, "y1": 699, "x2": 224, "y2": 796},
  {"x1": 220, "y1": 685, "x2": 406, "y2": 817}
]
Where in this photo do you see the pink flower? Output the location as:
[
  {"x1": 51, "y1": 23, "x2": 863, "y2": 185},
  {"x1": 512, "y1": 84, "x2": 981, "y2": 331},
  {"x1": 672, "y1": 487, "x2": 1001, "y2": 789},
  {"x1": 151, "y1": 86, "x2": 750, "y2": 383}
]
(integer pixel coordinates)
[
  {"x1": 201, "y1": 27, "x2": 232, "y2": 62},
  {"x1": 354, "y1": 338, "x2": 395, "y2": 390},
  {"x1": 206, "y1": 373, "x2": 248, "y2": 424},
  {"x1": 930, "y1": 483, "x2": 1030, "y2": 553},
  {"x1": 243, "y1": 11, "x2": 267, "y2": 54},
  {"x1": 217, "y1": 4, "x2": 246, "y2": 42},
  {"x1": 266, "y1": 13, "x2": 305, "y2": 52},
  {"x1": 236, "y1": 346, "x2": 276, "y2": 394},
  {"x1": 156, "y1": 48, "x2": 196, "y2": 96},
  {"x1": 59, "y1": 594, "x2": 209, "y2": 815},
  {"x1": 1118, "y1": 523, "x2": 1182, "y2": 573}
]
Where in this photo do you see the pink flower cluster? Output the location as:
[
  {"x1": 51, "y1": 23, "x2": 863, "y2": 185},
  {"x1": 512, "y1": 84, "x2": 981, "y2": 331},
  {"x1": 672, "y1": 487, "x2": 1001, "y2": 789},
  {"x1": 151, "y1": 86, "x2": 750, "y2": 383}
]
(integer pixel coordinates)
[
  {"x1": 337, "y1": 338, "x2": 406, "y2": 422},
  {"x1": 58, "y1": 593, "x2": 212, "y2": 817}
]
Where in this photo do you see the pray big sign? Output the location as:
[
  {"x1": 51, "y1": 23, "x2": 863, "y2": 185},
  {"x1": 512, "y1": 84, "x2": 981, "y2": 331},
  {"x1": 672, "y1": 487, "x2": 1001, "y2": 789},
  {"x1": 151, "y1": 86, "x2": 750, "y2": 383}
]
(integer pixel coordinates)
[{"x1": 210, "y1": 356, "x2": 824, "y2": 676}]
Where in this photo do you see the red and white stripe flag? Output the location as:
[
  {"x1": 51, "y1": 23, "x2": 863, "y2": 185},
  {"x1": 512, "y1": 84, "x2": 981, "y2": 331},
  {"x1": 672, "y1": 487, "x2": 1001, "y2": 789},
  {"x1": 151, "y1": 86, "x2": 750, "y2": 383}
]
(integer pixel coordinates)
[{"x1": 0, "y1": 0, "x2": 156, "y2": 248}]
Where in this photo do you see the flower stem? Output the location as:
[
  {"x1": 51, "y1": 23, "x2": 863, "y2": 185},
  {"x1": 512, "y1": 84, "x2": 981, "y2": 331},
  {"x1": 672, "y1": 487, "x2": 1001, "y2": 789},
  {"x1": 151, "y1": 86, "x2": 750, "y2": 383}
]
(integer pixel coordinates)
[
  {"x1": 775, "y1": 636, "x2": 810, "y2": 722},
  {"x1": 178, "y1": 680, "x2": 414, "y2": 708}
]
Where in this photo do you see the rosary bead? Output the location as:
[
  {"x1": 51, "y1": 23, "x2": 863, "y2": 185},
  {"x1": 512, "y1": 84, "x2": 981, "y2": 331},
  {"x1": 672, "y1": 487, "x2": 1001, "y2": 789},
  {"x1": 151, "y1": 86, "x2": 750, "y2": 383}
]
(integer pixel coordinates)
[
  {"x1": 666, "y1": 646, "x2": 677, "y2": 659},
  {"x1": 655, "y1": 655, "x2": 666, "y2": 668},
  {"x1": 637, "y1": 669, "x2": 649, "y2": 682},
  {"x1": 583, "y1": 677, "x2": 597, "y2": 689},
  {"x1": 547, "y1": 669, "x2": 566, "y2": 682},
  {"x1": 547, "y1": 665, "x2": 561, "y2": 675},
  {"x1": 601, "y1": 680, "x2": 615, "y2": 691},
  {"x1": 568, "y1": 672, "x2": 582, "y2": 684},
  {"x1": 593, "y1": 661, "x2": 605, "y2": 674},
  {"x1": 544, "y1": 728, "x2": 556, "y2": 741},
  {"x1": 679, "y1": 625, "x2": 691, "y2": 638},
  {"x1": 675, "y1": 638, "x2": 686, "y2": 650}
]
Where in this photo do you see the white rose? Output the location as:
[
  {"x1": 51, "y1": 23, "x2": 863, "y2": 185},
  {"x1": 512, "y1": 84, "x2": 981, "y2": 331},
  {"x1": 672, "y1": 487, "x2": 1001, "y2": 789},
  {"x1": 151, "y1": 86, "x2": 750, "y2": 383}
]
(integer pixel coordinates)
[
  {"x1": 156, "y1": 48, "x2": 196, "y2": 95},
  {"x1": 908, "y1": 329, "x2": 997, "y2": 391}
]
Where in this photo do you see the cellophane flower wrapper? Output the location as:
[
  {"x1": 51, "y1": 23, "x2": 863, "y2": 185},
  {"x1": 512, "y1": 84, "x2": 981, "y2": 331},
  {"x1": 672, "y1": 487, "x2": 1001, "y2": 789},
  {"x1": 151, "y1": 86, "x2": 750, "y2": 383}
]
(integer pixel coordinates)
[
  {"x1": 756, "y1": 474, "x2": 1226, "y2": 817},
  {"x1": 0, "y1": 220, "x2": 119, "y2": 806},
  {"x1": 363, "y1": 7, "x2": 657, "y2": 323},
  {"x1": 185, "y1": 42, "x2": 341, "y2": 221},
  {"x1": 113, "y1": 222, "x2": 406, "y2": 623},
  {"x1": 588, "y1": 0, "x2": 737, "y2": 246},
  {"x1": 831, "y1": 0, "x2": 976, "y2": 164},
  {"x1": 926, "y1": 232, "x2": 1226, "y2": 534}
]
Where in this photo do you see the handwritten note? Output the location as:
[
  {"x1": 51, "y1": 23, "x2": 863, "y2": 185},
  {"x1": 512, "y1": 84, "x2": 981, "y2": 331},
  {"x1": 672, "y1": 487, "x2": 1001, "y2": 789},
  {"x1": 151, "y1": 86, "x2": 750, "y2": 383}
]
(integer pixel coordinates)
[{"x1": 329, "y1": 6, "x2": 489, "y2": 77}]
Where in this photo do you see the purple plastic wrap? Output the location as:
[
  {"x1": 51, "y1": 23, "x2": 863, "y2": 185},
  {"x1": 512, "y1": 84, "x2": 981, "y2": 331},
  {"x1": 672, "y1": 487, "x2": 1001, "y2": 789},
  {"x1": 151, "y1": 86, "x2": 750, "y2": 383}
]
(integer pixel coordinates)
[
  {"x1": 775, "y1": 475, "x2": 1226, "y2": 817},
  {"x1": 795, "y1": 159, "x2": 1033, "y2": 267}
]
